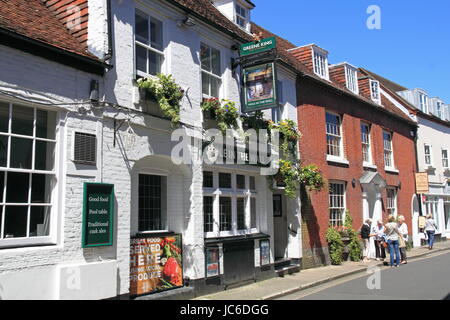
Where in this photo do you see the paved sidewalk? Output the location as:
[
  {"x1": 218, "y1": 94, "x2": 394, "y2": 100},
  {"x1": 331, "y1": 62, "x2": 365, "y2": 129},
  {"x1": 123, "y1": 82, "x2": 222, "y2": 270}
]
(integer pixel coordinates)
[{"x1": 194, "y1": 241, "x2": 450, "y2": 300}]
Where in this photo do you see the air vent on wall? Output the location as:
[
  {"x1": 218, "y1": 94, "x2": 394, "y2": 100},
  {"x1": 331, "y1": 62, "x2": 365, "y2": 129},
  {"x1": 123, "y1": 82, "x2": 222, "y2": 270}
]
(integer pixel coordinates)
[{"x1": 74, "y1": 132, "x2": 96, "y2": 165}]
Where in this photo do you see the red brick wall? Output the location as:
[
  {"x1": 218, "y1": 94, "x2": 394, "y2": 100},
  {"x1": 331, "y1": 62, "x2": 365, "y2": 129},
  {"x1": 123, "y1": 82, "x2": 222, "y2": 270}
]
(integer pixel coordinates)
[
  {"x1": 42, "y1": 0, "x2": 89, "y2": 46},
  {"x1": 297, "y1": 78, "x2": 417, "y2": 257}
]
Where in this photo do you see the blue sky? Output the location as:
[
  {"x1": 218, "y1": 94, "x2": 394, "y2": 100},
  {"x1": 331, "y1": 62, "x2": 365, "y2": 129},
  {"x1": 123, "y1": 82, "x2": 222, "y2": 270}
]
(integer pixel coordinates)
[{"x1": 252, "y1": 0, "x2": 450, "y2": 102}]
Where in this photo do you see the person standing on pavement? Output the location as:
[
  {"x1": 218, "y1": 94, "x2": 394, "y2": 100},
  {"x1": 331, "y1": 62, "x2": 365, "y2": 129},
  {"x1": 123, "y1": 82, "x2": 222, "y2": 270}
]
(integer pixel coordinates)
[
  {"x1": 361, "y1": 219, "x2": 373, "y2": 263},
  {"x1": 397, "y1": 215, "x2": 408, "y2": 264},
  {"x1": 373, "y1": 220, "x2": 386, "y2": 261},
  {"x1": 425, "y1": 214, "x2": 438, "y2": 250},
  {"x1": 385, "y1": 215, "x2": 401, "y2": 268}
]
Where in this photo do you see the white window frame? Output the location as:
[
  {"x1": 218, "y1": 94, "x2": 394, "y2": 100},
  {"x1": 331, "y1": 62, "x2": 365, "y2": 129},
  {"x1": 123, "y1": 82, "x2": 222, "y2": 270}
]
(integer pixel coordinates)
[
  {"x1": 442, "y1": 149, "x2": 449, "y2": 169},
  {"x1": 418, "y1": 92, "x2": 429, "y2": 113},
  {"x1": 424, "y1": 144, "x2": 433, "y2": 167},
  {"x1": 386, "y1": 187, "x2": 398, "y2": 218},
  {"x1": 328, "y1": 181, "x2": 346, "y2": 227},
  {"x1": 271, "y1": 80, "x2": 284, "y2": 122},
  {"x1": 235, "y1": 2, "x2": 249, "y2": 30},
  {"x1": 370, "y1": 80, "x2": 381, "y2": 104},
  {"x1": 136, "y1": 172, "x2": 169, "y2": 233},
  {"x1": 203, "y1": 170, "x2": 258, "y2": 238},
  {"x1": 383, "y1": 130, "x2": 395, "y2": 170},
  {"x1": 326, "y1": 111, "x2": 344, "y2": 161},
  {"x1": 0, "y1": 100, "x2": 61, "y2": 248},
  {"x1": 436, "y1": 101, "x2": 443, "y2": 119},
  {"x1": 345, "y1": 65, "x2": 359, "y2": 94},
  {"x1": 200, "y1": 41, "x2": 223, "y2": 99},
  {"x1": 361, "y1": 122, "x2": 372, "y2": 165},
  {"x1": 134, "y1": 7, "x2": 166, "y2": 79},
  {"x1": 313, "y1": 48, "x2": 329, "y2": 80}
]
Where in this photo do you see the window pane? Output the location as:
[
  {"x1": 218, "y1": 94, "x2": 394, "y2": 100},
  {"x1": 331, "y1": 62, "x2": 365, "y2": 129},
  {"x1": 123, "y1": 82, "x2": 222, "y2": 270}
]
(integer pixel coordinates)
[
  {"x1": 35, "y1": 141, "x2": 55, "y2": 171},
  {"x1": 31, "y1": 174, "x2": 53, "y2": 204},
  {"x1": 210, "y1": 77, "x2": 221, "y2": 98},
  {"x1": 237, "y1": 198, "x2": 246, "y2": 230},
  {"x1": 135, "y1": 11, "x2": 149, "y2": 44},
  {"x1": 138, "y1": 174, "x2": 165, "y2": 231},
  {"x1": 203, "y1": 171, "x2": 213, "y2": 188},
  {"x1": 12, "y1": 105, "x2": 34, "y2": 136},
  {"x1": 251, "y1": 198, "x2": 256, "y2": 228},
  {"x1": 36, "y1": 110, "x2": 56, "y2": 140},
  {"x1": 6, "y1": 172, "x2": 29, "y2": 203},
  {"x1": 250, "y1": 176, "x2": 256, "y2": 191},
  {"x1": 211, "y1": 48, "x2": 221, "y2": 76},
  {"x1": 0, "y1": 136, "x2": 7, "y2": 167},
  {"x1": 0, "y1": 206, "x2": 2, "y2": 237},
  {"x1": 29, "y1": 206, "x2": 50, "y2": 237},
  {"x1": 148, "y1": 51, "x2": 162, "y2": 76},
  {"x1": 219, "y1": 173, "x2": 231, "y2": 189},
  {"x1": 219, "y1": 197, "x2": 231, "y2": 231},
  {"x1": 236, "y1": 175, "x2": 245, "y2": 190},
  {"x1": 203, "y1": 196, "x2": 213, "y2": 233},
  {"x1": 150, "y1": 17, "x2": 163, "y2": 51},
  {"x1": 4, "y1": 206, "x2": 28, "y2": 238},
  {"x1": 136, "y1": 45, "x2": 147, "y2": 73},
  {"x1": 200, "y1": 44, "x2": 211, "y2": 72},
  {"x1": 202, "y1": 72, "x2": 210, "y2": 96},
  {"x1": 0, "y1": 102, "x2": 9, "y2": 133},
  {"x1": 10, "y1": 137, "x2": 33, "y2": 169}
]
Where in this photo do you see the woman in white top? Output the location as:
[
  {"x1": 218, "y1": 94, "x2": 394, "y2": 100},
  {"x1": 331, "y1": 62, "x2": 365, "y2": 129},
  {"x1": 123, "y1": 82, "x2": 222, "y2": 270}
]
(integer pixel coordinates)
[
  {"x1": 372, "y1": 220, "x2": 386, "y2": 261},
  {"x1": 397, "y1": 215, "x2": 408, "y2": 264},
  {"x1": 385, "y1": 215, "x2": 401, "y2": 267},
  {"x1": 425, "y1": 214, "x2": 438, "y2": 250}
]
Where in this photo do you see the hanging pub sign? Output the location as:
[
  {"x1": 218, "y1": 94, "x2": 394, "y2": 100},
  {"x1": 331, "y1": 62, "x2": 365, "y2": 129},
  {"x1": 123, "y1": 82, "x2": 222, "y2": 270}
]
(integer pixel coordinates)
[
  {"x1": 415, "y1": 172, "x2": 429, "y2": 194},
  {"x1": 130, "y1": 234, "x2": 183, "y2": 296},
  {"x1": 82, "y1": 183, "x2": 114, "y2": 248},
  {"x1": 242, "y1": 62, "x2": 279, "y2": 113},
  {"x1": 240, "y1": 36, "x2": 276, "y2": 56}
]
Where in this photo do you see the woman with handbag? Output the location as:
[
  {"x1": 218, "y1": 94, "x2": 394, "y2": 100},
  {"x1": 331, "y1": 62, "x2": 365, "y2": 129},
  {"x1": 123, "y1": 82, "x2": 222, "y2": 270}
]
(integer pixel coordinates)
[
  {"x1": 425, "y1": 214, "x2": 438, "y2": 250},
  {"x1": 398, "y1": 215, "x2": 408, "y2": 264},
  {"x1": 385, "y1": 215, "x2": 401, "y2": 268}
]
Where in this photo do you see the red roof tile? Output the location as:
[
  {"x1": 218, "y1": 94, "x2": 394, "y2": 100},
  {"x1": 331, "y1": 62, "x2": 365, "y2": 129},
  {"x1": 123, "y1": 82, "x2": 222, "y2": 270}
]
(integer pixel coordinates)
[{"x1": 0, "y1": 0, "x2": 98, "y2": 61}]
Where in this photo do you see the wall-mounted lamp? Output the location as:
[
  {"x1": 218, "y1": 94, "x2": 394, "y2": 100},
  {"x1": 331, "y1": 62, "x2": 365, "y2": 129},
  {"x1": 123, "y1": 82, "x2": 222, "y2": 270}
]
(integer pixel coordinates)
[
  {"x1": 398, "y1": 182, "x2": 402, "y2": 190},
  {"x1": 177, "y1": 16, "x2": 196, "y2": 28},
  {"x1": 89, "y1": 79, "x2": 99, "y2": 101},
  {"x1": 352, "y1": 178, "x2": 357, "y2": 188}
]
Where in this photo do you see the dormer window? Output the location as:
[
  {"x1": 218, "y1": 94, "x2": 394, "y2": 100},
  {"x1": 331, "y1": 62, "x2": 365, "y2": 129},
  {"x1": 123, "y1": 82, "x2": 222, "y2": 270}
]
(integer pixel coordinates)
[
  {"x1": 436, "y1": 101, "x2": 443, "y2": 119},
  {"x1": 370, "y1": 80, "x2": 381, "y2": 104},
  {"x1": 313, "y1": 48, "x2": 329, "y2": 80},
  {"x1": 235, "y1": 3, "x2": 248, "y2": 29},
  {"x1": 345, "y1": 65, "x2": 359, "y2": 94},
  {"x1": 419, "y1": 92, "x2": 429, "y2": 113}
]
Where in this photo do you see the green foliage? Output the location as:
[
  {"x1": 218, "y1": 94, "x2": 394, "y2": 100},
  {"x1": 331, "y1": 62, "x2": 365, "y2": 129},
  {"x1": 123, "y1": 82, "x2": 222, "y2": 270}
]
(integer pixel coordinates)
[
  {"x1": 343, "y1": 212, "x2": 363, "y2": 262},
  {"x1": 137, "y1": 74, "x2": 184, "y2": 125},
  {"x1": 201, "y1": 98, "x2": 239, "y2": 133},
  {"x1": 278, "y1": 159, "x2": 299, "y2": 198},
  {"x1": 298, "y1": 165, "x2": 325, "y2": 192},
  {"x1": 268, "y1": 119, "x2": 301, "y2": 159},
  {"x1": 326, "y1": 226, "x2": 345, "y2": 265}
]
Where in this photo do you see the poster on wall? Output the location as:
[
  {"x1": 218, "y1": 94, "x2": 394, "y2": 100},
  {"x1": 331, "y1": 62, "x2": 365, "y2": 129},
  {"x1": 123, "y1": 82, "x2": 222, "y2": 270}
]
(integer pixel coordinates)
[
  {"x1": 206, "y1": 247, "x2": 220, "y2": 278},
  {"x1": 130, "y1": 235, "x2": 183, "y2": 296},
  {"x1": 243, "y1": 62, "x2": 278, "y2": 113},
  {"x1": 260, "y1": 240, "x2": 270, "y2": 266},
  {"x1": 82, "y1": 183, "x2": 114, "y2": 248}
]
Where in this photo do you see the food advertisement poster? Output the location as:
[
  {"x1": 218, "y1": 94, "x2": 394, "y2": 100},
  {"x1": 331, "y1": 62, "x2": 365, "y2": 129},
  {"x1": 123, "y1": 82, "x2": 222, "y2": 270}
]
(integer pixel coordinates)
[
  {"x1": 243, "y1": 62, "x2": 278, "y2": 112},
  {"x1": 206, "y1": 247, "x2": 220, "y2": 277},
  {"x1": 130, "y1": 235, "x2": 183, "y2": 296}
]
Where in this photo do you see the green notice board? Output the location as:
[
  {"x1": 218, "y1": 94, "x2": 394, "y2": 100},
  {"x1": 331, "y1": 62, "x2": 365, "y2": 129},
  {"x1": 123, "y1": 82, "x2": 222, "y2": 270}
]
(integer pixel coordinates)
[{"x1": 82, "y1": 183, "x2": 114, "y2": 248}]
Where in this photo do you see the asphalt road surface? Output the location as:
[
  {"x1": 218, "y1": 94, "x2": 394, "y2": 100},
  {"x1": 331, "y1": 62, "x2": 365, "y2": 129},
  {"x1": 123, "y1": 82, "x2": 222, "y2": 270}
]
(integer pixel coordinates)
[{"x1": 281, "y1": 251, "x2": 450, "y2": 300}]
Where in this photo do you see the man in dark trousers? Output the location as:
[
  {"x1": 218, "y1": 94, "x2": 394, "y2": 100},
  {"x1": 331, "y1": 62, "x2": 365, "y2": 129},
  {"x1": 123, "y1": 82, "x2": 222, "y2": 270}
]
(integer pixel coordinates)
[{"x1": 361, "y1": 219, "x2": 372, "y2": 262}]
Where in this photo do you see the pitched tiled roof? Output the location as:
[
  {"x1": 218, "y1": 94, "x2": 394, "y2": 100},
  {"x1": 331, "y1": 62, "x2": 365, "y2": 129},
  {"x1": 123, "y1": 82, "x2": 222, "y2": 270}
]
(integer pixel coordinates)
[
  {"x1": 360, "y1": 68, "x2": 408, "y2": 94},
  {"x1": 0, "y1": 0, "x2": 98, "y2": 61}
]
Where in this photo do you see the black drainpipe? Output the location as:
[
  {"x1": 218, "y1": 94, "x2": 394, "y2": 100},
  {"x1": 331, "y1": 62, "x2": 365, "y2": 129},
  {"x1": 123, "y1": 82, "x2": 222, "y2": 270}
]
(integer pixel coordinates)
[{"x1": 104, "y1": 0, "x2": 113, "y2": 64}]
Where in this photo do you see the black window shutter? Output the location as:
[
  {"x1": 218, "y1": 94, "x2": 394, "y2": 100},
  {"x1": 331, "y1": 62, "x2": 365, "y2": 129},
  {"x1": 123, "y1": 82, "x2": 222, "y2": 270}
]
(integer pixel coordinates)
[{"x1": 74, "y1": 132, "x2": 96, "y2": 165}]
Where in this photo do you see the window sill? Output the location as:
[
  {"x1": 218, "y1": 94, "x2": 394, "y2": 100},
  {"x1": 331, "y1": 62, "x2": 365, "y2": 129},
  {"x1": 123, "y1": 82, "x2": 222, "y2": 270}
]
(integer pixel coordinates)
[
  {"x1": 327, "y1": 155, "x2": 349, "y2": 166},
  {"x1": 363, "y1": 162, "x2": 377, "y2": 170},
  {"x1": 385, "y1": 167, "x2": 399, "y2": 174},
  {"x1": 0, "y1": 237, "x2": 56, "y2": 249}
]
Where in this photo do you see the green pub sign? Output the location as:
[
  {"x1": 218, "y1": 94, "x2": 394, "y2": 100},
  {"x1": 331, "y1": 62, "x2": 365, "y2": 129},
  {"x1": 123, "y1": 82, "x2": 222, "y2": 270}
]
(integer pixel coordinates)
[
  {"x1": 240, "y1": 36, "x2": 276, "y2": 56},
  {"x1": 82, "y1": 183, "x2": 114, "y2": 248}
]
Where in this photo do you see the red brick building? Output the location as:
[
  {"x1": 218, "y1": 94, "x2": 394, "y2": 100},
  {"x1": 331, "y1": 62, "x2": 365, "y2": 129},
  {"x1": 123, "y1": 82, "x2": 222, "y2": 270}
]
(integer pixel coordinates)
[{"x1": 290, "y1": 45, "x2": 418, "y2": 268}]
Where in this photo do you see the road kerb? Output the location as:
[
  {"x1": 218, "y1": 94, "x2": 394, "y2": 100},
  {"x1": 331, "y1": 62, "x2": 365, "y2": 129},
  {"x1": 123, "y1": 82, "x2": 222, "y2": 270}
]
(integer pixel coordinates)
[{"x1": 262, "y1": 245, "x2": 450, "y2": 300}]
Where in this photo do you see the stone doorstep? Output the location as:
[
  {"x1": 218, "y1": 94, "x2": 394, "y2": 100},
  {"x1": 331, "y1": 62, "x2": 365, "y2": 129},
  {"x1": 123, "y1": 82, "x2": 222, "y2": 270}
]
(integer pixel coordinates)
[{"x1": 261, "y1": 244, "x2": 450, "y2": 300}]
